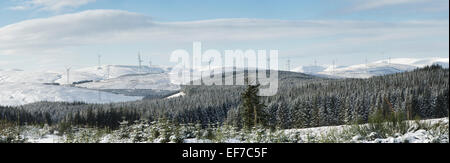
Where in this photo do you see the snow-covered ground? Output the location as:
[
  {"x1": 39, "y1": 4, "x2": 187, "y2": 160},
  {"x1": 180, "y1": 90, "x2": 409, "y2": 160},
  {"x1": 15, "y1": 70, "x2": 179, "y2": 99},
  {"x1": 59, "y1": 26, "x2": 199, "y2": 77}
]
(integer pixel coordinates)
[
  {"x1": 0, "y1": 65, "x2": 176, "y2": 106},
  {"x1": 166, "y1": 92, "x2": 186, "y2": 99},
  {"x1": 379, "y1": 57, "x2": 449, "y2": 68},
  {"x1": 77, "y1": 73, "x2": 180, "y2": 90},
  {"x1": 0, "y1": 82, "x2": 142, "y2": 106},
  {"x1": 55, "y1": 65, "x2": 167, "y2": 84},
  {"x1": 0, "y1": 69, "x2": 61, "y2": 83},
  {"x1": 168, "y1": 66, "x2": 248, "y2": 85},
  {"x1": 11, "y1": 118, "x2": 448, "y2": 143},
  {"x1": 282, "y1": 118, "x2": 449, "y2": 143},
  {"x1": 292, "y1": 57, "x2": 449, "y2": 78},
  {"x1": 0, "y1": 65, "x2": 168, "y2": 85},
  {"x1": 27, "y1": 134, "x2": 61, "y2": 143}
]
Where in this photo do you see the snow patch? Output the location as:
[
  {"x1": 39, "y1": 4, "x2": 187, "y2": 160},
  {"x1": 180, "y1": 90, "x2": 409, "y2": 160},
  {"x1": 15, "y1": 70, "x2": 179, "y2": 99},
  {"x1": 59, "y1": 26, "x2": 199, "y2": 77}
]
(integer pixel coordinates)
[
  {"x1": 166, "y1": 92, "x2": 186, "y2": 99},
  {"x1": 0, "y1": 82, "x2": 142, "y2": 106}
]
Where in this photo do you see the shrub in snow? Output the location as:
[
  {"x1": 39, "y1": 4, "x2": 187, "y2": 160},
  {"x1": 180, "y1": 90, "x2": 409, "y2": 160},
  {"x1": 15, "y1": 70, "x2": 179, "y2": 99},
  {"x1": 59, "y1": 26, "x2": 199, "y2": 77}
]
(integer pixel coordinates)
[
  {"x1": 6, "y1": 117, "x2": 447, "y2": 143},
  {"x1": 64, "y1": 128, "x2": 104, "y2": 143},
  {"x1": 0, "y1": 127, "x2": 27, "y2": 143}
]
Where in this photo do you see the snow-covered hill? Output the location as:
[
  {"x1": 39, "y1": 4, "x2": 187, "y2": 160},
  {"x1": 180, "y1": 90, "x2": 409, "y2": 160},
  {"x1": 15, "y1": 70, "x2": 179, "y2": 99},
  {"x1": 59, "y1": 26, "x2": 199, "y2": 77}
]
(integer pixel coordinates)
[
  {"x1": 378, "y1": 57, "x2": 449, "y2": 68},
  {"x1": 56, "y1": 65, "x2": 167, "y2": 84},
  {"x1": 0, "y1": 65, "x2": 167, "y2": 84},
  {"x1": 293, "y1": 57, "x2": 449, "y2": 78},
  {"x1": 0, "y1": 69, "x2": 61, "y2": 83},
  {"x1": 292, "y1": 65, "x2": 329, "y2": 75},
  {"x1": 77, "y1": 73, "x2": 180, "y2": 90},
  {"x1": 0, "y1": 82, "x2": 142, "y2": 106},
  {"x1": 0, "y1": 65, "x2": 172, "y2": 106}
]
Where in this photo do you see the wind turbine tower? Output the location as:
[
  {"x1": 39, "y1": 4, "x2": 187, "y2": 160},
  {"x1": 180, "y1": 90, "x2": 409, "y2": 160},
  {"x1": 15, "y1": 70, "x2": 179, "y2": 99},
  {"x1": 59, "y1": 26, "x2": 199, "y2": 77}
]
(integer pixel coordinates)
[
  {"x1": 332, "y1": 59, "x2": 336, "y2": 76},
  {"x1": 106, "y1": 65, "x2": 111, "y2": 79},
  {"x1": 65, "y1": 67, "x2": 72, "y2": 85},
  {"x1": 208, "y1": 58, "x2": 213, "y2": 70},
  {"x1": 138, "y1": 52, "x2": 143, "y2": 73},
  {"x1": 98, "y1": 54, "x2": 102, "y2": 70},
  {"x1": 286, "y1": 58, "x2": 291, "y2": 71}
]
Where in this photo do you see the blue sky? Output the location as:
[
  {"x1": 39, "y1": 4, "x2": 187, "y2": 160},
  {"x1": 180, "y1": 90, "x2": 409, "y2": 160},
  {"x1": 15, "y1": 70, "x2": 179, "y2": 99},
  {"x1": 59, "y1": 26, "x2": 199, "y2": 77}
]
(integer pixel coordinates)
[
  {"x1": 0, "y1": 0, "x2": 448, "y2": 71},
  {"x1": 2, "y1": 0, "x2": 448, "y2": 23}
]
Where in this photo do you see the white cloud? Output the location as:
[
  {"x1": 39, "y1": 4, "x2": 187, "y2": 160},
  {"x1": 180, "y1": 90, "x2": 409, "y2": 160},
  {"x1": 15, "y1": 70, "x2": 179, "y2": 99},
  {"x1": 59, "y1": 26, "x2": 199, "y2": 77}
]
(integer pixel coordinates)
[
  {"x1": 349, "y1": 0, "x2": 449, "y2": 12},
  {"x1": 0, "y1": 9, "x2": 448, "y2": 57},
  {"x1": 0, "y1": 10, "x2": 152, "y2": 55},
  {"x1": 10, "y1": 0, "x2": 96, "y2": 11}
]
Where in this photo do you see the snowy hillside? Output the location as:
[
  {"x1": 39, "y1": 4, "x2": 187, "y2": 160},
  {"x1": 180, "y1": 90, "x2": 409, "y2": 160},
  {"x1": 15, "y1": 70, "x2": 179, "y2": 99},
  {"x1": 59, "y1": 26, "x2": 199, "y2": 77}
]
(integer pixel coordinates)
[
  {"x1": 77, "y1": 73, "x2": 180, "y2": 90},
  {"x1": 0, "y1": 82, "x2": 142, "y2": 106},
  {"x1": 293, "y1": 57, "x2": 449, "y2": 78},
  {"x1": 56, "y1": 65, "x2": 167, "y2": 84},
  {"x1": 0, "y1": 65, "x2": 167, "y2": 84},
  {"x1": 291, "y1": 65, "x2": 329, "y2": 75},
  {"x1": 0, "y1": 69, "x2": 61, "y2": 83},
  {"x1": 377, "y1": 57, "x2": 449, "y2": 68},
  {"x1": 321, "y1": 62, "x2": 417, "y2": 78},
  {"x1": 168, "y1": 66, "x2": 247, "y2": 84},
  {"x1": 0, "y1": 65, "x2": 171, "y2": 106}
]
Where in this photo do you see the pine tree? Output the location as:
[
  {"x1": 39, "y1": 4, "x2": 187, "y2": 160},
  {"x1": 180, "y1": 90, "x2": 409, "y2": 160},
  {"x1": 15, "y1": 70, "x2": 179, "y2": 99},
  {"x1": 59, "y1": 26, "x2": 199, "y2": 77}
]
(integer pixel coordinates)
[{"x1": 241, "y1": 79, "x2": 267, "y2": 129}]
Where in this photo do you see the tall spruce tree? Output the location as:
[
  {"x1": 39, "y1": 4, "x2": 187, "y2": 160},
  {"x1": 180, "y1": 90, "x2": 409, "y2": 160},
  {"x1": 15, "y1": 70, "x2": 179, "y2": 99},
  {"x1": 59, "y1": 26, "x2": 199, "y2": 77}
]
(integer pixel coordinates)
[{"x1": 241, "y1": 79, "x2": 267, "y2": 129}]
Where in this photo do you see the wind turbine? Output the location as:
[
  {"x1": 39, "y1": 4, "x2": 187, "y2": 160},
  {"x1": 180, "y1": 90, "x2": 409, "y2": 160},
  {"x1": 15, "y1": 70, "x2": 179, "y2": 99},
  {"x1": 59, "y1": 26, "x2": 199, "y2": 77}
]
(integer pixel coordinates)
[
  {"x1": 138, "y1": 51, "x2": 143, "y2": 73},
  {"x1": 208, "y1": 58, "x2": 214, "y2": 70},
  {"x1": 97, "y1": 54, "x2": 102, "y2": 70},
  {"x1": 286, "y1": 58, "x2": 291, "y2": 71},
  {"x1": 149, "y1": 57, "x2": 152, "y2": 67},
  {"x1": 365, "y1": 57, "x2": 369, "y2": 74},
  {"x1": 65, "y1": 66, "x2": 72, "y2": 85}
]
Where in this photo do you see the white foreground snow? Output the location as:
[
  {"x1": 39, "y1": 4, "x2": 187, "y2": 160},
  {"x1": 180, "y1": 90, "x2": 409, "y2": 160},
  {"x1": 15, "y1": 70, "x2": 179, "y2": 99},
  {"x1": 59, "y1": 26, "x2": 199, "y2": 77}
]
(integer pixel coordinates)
[
  {"x1": 16, "y1": 118, "x2": 448, "y2": 143},
  {"x1": 283, "y1": 118, "x2": 449, "y2": 143}
]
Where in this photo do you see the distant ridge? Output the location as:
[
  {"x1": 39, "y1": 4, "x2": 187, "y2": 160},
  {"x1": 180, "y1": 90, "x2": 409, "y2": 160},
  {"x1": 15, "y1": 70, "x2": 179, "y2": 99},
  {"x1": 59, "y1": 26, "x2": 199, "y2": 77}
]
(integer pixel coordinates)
[{"x1": 292, "y1": 57, "x2": 449, "y2": 78}]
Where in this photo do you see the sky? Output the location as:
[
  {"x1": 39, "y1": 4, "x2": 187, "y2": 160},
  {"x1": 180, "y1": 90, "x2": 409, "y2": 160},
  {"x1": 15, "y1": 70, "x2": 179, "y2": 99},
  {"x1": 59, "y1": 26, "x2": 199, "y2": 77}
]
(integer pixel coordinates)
[{"x1": 0, "y1": 0, "x2": 448, "y2": 71}]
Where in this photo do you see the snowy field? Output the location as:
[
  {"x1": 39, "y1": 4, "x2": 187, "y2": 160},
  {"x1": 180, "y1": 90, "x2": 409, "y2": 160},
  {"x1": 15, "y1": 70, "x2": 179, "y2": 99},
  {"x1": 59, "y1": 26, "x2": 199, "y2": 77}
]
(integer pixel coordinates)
[
  {"x1": 282, "y1": 118, "x2": 449, "y2": 143},
  {"x1": 5, "y1": 118, "x2": 447, "y2": 143}
]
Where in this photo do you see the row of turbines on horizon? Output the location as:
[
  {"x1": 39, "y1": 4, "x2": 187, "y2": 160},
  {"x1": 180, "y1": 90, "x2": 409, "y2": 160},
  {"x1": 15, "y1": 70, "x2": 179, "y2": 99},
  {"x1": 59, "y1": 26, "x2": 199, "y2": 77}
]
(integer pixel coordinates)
[
  {"x1": 63, "y1": 52, "x2": 153, "y2": 102},
  {"x1": 285, "y1": 55, "x2": 392, "y2": 77},
  {"x1": 65, "y1": 53, "x2": 393, "y2": 84},
  {"x1": 65, "y1": 52, "x2": 153, "y2": 85}
]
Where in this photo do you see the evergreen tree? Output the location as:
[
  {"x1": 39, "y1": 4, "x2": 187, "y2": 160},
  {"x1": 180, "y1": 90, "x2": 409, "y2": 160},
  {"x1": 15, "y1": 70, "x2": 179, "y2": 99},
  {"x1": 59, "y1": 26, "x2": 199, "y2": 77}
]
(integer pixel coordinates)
[{"x1": 240, "y1": 80, "x2": 267, "y2": 129}]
